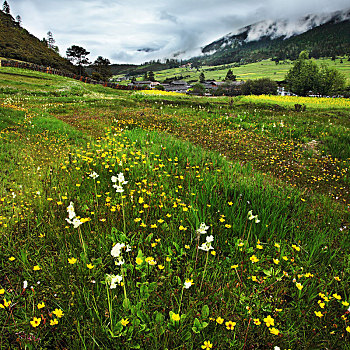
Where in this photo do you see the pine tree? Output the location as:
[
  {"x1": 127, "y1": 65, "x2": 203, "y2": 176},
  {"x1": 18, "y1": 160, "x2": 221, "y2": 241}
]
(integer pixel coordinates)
[
  {"x1": 225, "y1": 69, "x2": 236, "y2": 81},
  {"x1": 199, "y1": 72, "x2": 205, "y2": 83},
  {"x1": 47, "y1": 31, "x2": 55, "y2": 49},
  {"x1": 66, "y1": 45, "x2": 90, "y2": 75},
  {"x1": 2, "y1": 1, "x2": 10, "y2": 14},
  {"x1": 92, "y1": 56, "x2": 112, "y2": 81},
  {"x1": 148, "y1": 71, "x2": 155, "y2": 82},
  {"x1": 16, "y1": 15, "x2": 21, "y2": 26}
]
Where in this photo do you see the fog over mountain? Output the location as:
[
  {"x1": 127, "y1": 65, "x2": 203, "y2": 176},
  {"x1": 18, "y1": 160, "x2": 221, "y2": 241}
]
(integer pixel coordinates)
[
  {"x1": 8, "y1": 0, "x2": 350, "y2": 64},
  {"x1": 202, "y1": 8, "x2": 350, "y2": 54}
]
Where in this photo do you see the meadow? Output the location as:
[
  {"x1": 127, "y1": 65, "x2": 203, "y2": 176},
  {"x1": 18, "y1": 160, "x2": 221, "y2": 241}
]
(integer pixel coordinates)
[
  {"x1": 120, "y1": 57, "x2": 350, "y2": 84},
  {"x1": 0, "y1": 67, "x2": 349, "y2": 350}
]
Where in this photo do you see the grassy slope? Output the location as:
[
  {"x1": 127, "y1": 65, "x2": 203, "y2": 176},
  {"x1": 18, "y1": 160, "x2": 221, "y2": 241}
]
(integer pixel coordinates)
[
  {"x1": 0, "y1": 67, "x2": 349, "y2": 349},
  {"x1": 116, "y1": 58, "x2": 350, "y2": 84}
]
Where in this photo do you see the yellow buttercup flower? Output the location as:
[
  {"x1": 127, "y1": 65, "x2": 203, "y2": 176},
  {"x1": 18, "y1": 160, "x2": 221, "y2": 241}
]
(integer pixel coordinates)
[
  {"x1": 332, "y1": 293, "x2": 341, "y2": 300},
  {"x1": 201, "y1": 340, "x2": 213, "y2": 349},
  {"x1": 269, "y1": 327, "x2": 280, "y2": 335},
  {"x1": 225, "y1": 320, "x2": 236, "y2": 330},
  {"x1": 30, "y1": 317, "x2": 41, "y2": 328},
  {"x1": 171, "y1": 313, "x2": 180, "y2": 322},
  {"x1": 253, "y1": 318, "x2": 261, "y2": 325},
  {"x1": 121, "y1": 318, "x2": 129, "y2": 326},
  {"x1": 216, "y1": 316, "x2": 224, "y2": 324},
  {"x1": 250, "y1": 255, "x2": 259, "y2": 263},
  {"x1": 37, "y1": 302, "x2": 45, "y2": 309},
  {"x1": 263, "y1": 315, "x2": 274, "y2": 327},
  {"x1": 68, "y1": 257, "x2": 77, "y2": 264},
  {"x1": 296, "y1": 282, "x2": 303, "y2": 290},
  {"x1": 50, "y1": 319, "x2": 58, "y2": 326},
  {"x1": 52, "y1": 308, "x2": 64, "y2": 318}
]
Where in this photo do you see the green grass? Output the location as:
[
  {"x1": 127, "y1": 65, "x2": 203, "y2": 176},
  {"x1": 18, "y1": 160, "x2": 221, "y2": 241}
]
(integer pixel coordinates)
[
  {"x1": 116, "y1": 58, "x2": 350, "y2": 84},
  {"x1": 0, "y1": 66, "x2": 349, "y2": 349}
]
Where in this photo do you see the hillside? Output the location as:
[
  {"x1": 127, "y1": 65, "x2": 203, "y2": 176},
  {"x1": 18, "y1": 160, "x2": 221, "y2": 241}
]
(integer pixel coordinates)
[
  {"x1": 0, "y1": 11, "x2": 76, "y2": 72},
  {"x1": 191, "y1": 10, "x2": 350, "y2": 66}
]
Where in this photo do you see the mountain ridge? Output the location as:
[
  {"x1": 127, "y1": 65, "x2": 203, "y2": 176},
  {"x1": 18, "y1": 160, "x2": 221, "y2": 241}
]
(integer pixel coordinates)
[
  {"x1": 202, "y1": 8, "x2": 350, "y2": 54},
  {"x1": 190, "y1": 8, "x2": 350, "y2": 66}
]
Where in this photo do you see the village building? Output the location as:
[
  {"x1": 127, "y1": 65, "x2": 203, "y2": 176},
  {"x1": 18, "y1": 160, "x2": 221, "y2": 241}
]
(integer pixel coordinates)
[
  {"x1": 162, "y1": 80, "x2": 192, "y2": 93},
  {"x1": 127, "y1": 81, "x2": 160, "y2": 89}
]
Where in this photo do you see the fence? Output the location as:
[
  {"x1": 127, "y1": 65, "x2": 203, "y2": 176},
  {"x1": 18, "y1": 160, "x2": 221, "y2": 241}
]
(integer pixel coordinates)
[{"x1": 0, "y1": 59, "x2": 143, "y2": 91}]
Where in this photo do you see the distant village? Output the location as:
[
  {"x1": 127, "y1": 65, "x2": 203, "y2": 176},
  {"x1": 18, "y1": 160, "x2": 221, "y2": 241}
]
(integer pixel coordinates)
[
  {"x1": 112, "y1": 62, "x2": 294, "y2": 96},
  {"x1": 127, "y1": 79, "x2": 243, "y2": 94},
  {"x1": 123, "y1": 79, "x2": 294, "y2": 96}
]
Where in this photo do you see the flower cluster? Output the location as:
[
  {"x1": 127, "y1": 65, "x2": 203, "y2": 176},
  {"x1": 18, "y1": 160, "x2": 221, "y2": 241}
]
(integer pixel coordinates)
[
  {"x1": 247, "y1": 210, "x2": 260, "y2": 223},
  {"x1": 106, "y1": 274, "x2": 123, "y2": 289},
  {"x1": 65, "y1": 202, "x2": 83, "y2": 228},
  {"x1": 198, "y1": 235, "x2": 214, "y2": 252},
  {"x1": 111, "y1": 172, "x2": 127, "y2": 193}
]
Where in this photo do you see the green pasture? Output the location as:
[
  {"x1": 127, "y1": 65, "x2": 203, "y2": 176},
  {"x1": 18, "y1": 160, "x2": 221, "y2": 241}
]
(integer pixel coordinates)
[
  {"x1": 117, "y1": 57, "x2": 350, "y2": 84},
  {"x1": 0, "y1": 66, "x2": 349, "y2": 349}
]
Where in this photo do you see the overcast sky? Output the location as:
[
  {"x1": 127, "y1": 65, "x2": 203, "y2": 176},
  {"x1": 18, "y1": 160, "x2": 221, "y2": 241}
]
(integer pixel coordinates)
[{"x1": 8, "y1": 0, "x2": 350, "y2": 64}]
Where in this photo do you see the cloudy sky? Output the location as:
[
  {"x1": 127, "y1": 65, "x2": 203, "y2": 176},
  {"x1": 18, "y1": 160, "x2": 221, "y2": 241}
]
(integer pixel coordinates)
[{"x1": 8, "y1": 0, "x2": 350, "y2": 64}]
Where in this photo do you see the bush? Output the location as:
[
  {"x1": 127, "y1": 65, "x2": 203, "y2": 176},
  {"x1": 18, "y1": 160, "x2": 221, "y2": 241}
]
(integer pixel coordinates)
[
  {"x1": 190, "y1": 83, "x2": 205, "y2": 96},
  {"x1": 241, "y1": 78, "x2": 278, "y2": 95}
]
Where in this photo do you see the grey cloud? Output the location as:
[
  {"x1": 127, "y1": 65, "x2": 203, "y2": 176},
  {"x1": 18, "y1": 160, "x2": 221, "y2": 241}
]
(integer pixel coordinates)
[
  {"x1": 159, "y1": 10, "x2": 178, "y2": 23},
  {"x1": 9, "y1": 0, "x2": 350, "y2": 64}
]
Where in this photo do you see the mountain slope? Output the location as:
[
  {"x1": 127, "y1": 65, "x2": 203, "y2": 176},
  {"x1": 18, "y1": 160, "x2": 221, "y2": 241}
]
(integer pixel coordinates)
[
  {"x1": 0, "y1": 11, "x2": 76, "y2": 72},
  {"x1": 193, "y1": 9, "x2": 350, "y2": 66}
]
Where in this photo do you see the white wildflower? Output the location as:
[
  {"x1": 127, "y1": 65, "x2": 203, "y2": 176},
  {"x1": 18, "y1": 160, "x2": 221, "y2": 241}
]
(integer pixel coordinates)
[
  {"x1": 107, "y1": 274, "x2": 123, "y2": 289},
  {"x1": 114, "y1": 185, "x2": 124, "y2": 193},
  {"x1": 117, "y1": 172, "x2": 127, "y2": 185},
  {"x1": 184, "y1": 279, "x2": 193, "y2": 289},
  {"x1": 66, "y1": 217, "x2": 83, "y2": 228},
  {"x1": 67, "y1": 202, "x2": 76, "y2": 220},
  {"x1": 206, "y1": 235, "x2": 214, "y2": 243},
  {"x1": 197, "y1": 222, "x2": 209, "y2": 235},
  {"x1": 89, "y1": 172, "x2": 99, "y2": 179},
  {"x1": 198, "y1": 242, "x2": 214, "y2": 251},
  {"x1": 111, "y1": 243, "x2": 125, "y2": 258},
  {"x1": 115, "y1": 258, "x2": 125, "y2": 266}
]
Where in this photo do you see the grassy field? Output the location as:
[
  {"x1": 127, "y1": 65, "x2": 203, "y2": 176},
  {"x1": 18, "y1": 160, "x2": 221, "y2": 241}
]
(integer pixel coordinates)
[
  {"x1": 0, "y1": 67, "x2": 349, "y2": 349},
  {"x1": 117, "y1": 58, "x2": 350, "y2": 84}
]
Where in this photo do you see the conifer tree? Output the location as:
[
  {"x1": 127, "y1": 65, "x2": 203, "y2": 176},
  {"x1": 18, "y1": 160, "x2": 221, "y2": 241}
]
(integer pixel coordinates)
[
  {"x1": 47, "y1": 31, "x2": 55, "y2": 49},
  {"x1": 66, "y1": 45, "x2": 90, "y2": 75},
  {"x1": 16, "y1": 15, "x2": 21, "y2": 26},
  {"x1": 225, "y1": 69, "x2": 236, "y2": 81},
  {"x1": 2, "y1": 1, "x2": 10, "y2": 14},
  {"x1": 148, "y1": 71, "x2": 155, "y2": 82}
]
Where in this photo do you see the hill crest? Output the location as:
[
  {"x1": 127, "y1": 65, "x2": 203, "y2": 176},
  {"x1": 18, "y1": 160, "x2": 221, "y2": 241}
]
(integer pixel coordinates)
[{"x1": 0, "y1": 11, "x2": 76, "y2": 72}]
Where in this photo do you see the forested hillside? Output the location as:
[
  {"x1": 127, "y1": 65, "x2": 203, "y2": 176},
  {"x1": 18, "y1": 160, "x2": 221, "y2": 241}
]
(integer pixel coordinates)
[{"x1": 192, "y1": 18, "x2": 350, "y2": 66}]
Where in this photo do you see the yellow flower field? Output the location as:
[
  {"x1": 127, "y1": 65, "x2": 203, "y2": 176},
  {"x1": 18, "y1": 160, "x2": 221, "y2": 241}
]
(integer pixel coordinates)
[{"x1": 242, "y1": 94, "x2": 350, "y2": 108}]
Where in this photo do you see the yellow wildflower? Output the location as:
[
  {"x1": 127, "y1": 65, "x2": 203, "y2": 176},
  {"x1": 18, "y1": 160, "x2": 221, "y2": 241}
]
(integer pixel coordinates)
[{"x1": 30, "y1": 317, "x2": 41, "y2": 328}]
